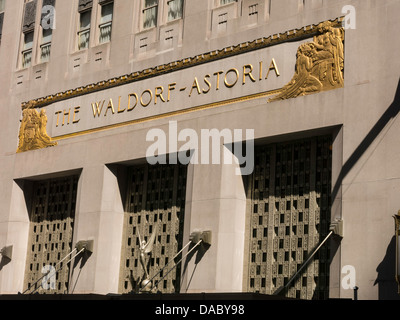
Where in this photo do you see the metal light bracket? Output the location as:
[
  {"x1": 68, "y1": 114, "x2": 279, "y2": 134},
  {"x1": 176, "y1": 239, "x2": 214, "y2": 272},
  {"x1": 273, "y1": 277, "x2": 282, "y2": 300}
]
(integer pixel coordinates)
[
  {"x1": 329, "y1": 219, "x2": 344, "y2": 238},
  {"x1": 75, "y1": 240, "x2": 94, "y2": 254},
  {"x1": 189, "y1": 230, "x2": 212, "y2": 246}
]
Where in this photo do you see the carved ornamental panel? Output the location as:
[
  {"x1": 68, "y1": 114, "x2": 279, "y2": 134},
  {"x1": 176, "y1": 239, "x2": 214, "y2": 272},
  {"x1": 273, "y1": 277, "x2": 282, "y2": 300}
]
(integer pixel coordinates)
[
  {"x1": 245, "y1": 136, "x2": 332, "y2": 300},
  {"x1": 24, "y1": 176, "x2": 79, "y2": 294},
  {"x1": 119, "y1": 163, "x2": 188, "y2": 294}
]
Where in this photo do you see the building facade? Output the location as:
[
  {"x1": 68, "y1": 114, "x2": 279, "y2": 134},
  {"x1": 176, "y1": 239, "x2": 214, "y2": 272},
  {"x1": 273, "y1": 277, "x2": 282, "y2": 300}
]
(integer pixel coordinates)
[{"x1": 0, "y1": 0, "x2": 400, "y2": 300}]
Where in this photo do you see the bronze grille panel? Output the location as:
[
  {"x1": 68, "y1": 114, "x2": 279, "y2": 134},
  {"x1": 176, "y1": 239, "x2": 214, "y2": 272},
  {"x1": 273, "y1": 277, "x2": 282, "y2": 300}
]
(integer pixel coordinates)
[
  {"x1": 119, "y1": 163, "x2": 187, "y2": 294},
  {"x1": 246, "y1": 136, "x2": 332, "y2": 300},
  {"x1": 24, "y1": 175, "x2": 78, "y2": 294}
]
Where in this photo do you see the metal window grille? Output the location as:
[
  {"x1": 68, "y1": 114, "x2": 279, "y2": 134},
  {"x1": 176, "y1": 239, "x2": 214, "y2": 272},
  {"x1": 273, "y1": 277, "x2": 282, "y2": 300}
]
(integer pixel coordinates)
[
  {"x1": 245, "y1": 136, "x2": 332, "y2": 300},
  {"x1": 24, "y1": 176, "x2": 79, "y2": 294},
  {"x1": 119, "y1": 163, "x2": 188, "y2": 294}
]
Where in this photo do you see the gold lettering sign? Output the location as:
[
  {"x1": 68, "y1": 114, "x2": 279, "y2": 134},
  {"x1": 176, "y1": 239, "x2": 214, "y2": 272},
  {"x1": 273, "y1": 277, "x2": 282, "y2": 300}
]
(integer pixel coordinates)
[
  {"x1": 60, "y1": 59, "x2": 279, "y2": 121},
  {"x1": 16, "y1": 18, "x2": 344, "y2": 153},
  {"x1": 268, "y1": 21, "x2": 344, "y2": 102}
]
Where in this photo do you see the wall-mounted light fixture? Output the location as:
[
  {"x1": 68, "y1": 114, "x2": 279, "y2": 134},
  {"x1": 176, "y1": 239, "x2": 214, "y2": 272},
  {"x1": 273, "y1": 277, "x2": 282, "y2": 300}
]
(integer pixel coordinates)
[
  {"x1": 329, "y1": 219, "x2": 344, "y2": 238},
  {"x1": 275, "y1": 219, "x2": 343, "y2": 296},
  {"x1": 75, "y1": 240, "x2": 94, "y2": 254},
  {"x1": 189, "y1": 230, "x2": 212, "y2": 247},
  {"x1": 139, "y1": 230, "x2": 212, "y2": 293}
]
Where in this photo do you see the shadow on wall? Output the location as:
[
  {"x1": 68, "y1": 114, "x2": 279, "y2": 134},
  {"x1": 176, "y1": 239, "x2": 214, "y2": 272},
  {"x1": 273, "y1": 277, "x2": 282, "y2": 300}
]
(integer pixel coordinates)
[
  {"x1": 181, "y1": 241, "x2": 211, "y2": 293},
  {"x1": 332, "y1": 78, "x2": 400, "y2": 202},
  {"x1": 69, "y1": 250, "x2": 93, "y2": 294},
  {"x1": 374, "y1": 236, "x2": 400, "y2": 300},
  {"x1": 0, "y1": 256, "x2": 11, "y2": 272},
  {"x1": 329, "y1": 78, "x2": 400, "y2": 300}
]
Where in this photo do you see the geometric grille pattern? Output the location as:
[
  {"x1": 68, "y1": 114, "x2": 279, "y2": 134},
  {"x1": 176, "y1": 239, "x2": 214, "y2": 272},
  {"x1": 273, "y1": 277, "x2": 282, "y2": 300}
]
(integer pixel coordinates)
[
  {"x1": 246, "y1": 136, "x2": 332, "y2": 300},
  {"x1": 119, "y1": 163, "x2": 187, "y2": 294},
  {"x1": 24, "y1": 175, "x2": 78, "y2": 294}
]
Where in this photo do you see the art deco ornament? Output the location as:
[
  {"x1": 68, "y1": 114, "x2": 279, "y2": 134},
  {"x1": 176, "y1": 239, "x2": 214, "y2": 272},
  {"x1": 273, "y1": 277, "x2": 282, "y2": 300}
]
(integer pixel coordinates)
[
  {"x1": 138, "y1": 228, "x2": 157, "y2": 293},
  {"x1": 269, "y1": 21, "x2": 344, "y2": 102},
  {"x1": 17, "y1": 101, "x2": 58, "y2": 153}
]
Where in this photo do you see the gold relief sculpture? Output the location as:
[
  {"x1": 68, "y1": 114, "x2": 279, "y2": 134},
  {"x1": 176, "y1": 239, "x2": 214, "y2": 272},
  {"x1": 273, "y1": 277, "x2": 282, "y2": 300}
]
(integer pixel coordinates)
[
  {"x1": 17, "y1": 102, "x2": 58, "y2": 153},
  {"x1": 269, "y1": 21, "x2": 344, "y2": 102}
]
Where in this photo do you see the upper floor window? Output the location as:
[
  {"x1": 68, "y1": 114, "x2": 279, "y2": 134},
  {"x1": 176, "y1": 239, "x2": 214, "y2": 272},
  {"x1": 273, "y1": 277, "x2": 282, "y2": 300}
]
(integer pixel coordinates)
[
  {"x1": 167, "y1": 0, "x2": 183, "y2": 21},
  {"x1": 99, "y1": 1, "x2": 113, "y2": 44},
  {"x1": 220, "y1": 0, "x2": 237, "y2": 4},
  {"x1": 142, "y1": 0, "x2": 184, "y2": 30},
  {"x1": 22, "y1": 31, "x2": 34, "y2": 68},
  {"x1": 21, "y1": 0, "x2": 37, "y2": 68},
  {"x1": 40, "y1": 27, "x2": 52, "y2": 62},
  {"x1": 39, "y1": 0, "x2": 55, "y2": 62},
  {"x1": 78, "y1": 9, "x2": 91, "y2": 50},
  {"x1": 143, "y1": 0, "x2": 158, "y2": 29},
  {"x1": 19, "y1": 0, "x2": 56, "y2": 68},
  {"x1": 77, "y1": 0, "x2": 114, "y2": 50}
]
